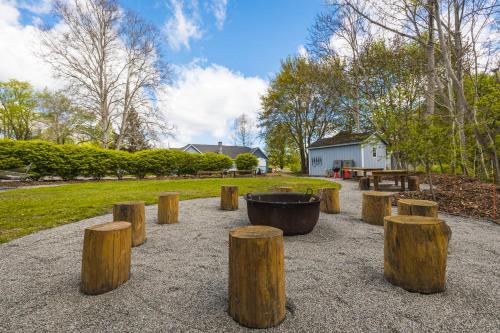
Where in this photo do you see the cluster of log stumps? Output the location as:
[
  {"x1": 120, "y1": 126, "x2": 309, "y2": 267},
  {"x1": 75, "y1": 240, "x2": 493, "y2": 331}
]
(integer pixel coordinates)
[
  {"x1": 79, "y1": 182, "x2": 451, "y2": 329},
  {"x1": 361, "y1": 190, "x2": 451, "y2": 293},
  {"x1": 80, "y1": 193, "x2": 180, "y2": 295}
]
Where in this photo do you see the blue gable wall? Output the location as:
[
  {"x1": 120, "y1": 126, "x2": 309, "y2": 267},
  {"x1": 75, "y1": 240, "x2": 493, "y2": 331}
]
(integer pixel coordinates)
[{"x1": 308, "y1": 144, "x2": 362, "y2": 176}]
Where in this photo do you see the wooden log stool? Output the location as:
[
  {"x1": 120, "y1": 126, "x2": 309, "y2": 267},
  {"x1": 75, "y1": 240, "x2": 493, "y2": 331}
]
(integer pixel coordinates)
[
  {"x1": 158, "y1": 192, "x2": 179, "y2": 224},
  {"x1": 113, "y1": 201, "x2": 146, "y2": 247},
  {"x1": 221, "y1": 185, "x2": 239, "y2": 210},
  {"x1": 319, "y1": 187, "x2": 340, "y2": 214},
  {"x1": 229, "y1": 225, "x2": 285, "y2": 328},
  {"x1": 398, "y1": 199, "x2": 438, "y2": 218},
  {"x1": 81, "y1": 222, "x2": 132, "y2": 295},
  {"x1": 359, "y1": 177, "x2": 370, "y2": 190},
  {"x1": 361, "y1": 191, "x2": 393, "y2": 225},
  {"x1": 384, "y1": 215, "x2": 451, "y2": 293},
  {"x1": 408, "y1": 176, "x2": 420, "y2": 191},
  {"x1": 275, "y1": 186, "x2": 293, "y2": 193}
]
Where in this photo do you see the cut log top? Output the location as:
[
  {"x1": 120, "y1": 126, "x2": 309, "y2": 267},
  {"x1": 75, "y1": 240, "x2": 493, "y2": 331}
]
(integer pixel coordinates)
[
  {"x1": 86, "y1": 221, "x2": 131, "y2": 232},
  {"x1": 159, "y1": 192, "x2": 179, "y2": 197},
  {"x1": 222, "y1": 185, "x2": 238, "y2": 189},
  {"x1": 114, "y1": 201, "x2": 145, "y2": 205},
  {"x1": 363, "y1": 191, "x2": 394, "y2": 197},
  {"x1": 385, "y1": 215, "x2": 442, "y2": 225},
  {"x1": 398, "y1": 199, "x2": 437, "y2": 207},
  {"x1": 230, "y1": 225, "x2": 283, "y2": 239}
]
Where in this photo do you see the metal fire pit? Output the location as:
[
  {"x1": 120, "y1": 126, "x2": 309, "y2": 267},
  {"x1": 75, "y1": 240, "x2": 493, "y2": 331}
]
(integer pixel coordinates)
[{"x1": 244, "y1": 190, "x2": 320, "y2": 236}]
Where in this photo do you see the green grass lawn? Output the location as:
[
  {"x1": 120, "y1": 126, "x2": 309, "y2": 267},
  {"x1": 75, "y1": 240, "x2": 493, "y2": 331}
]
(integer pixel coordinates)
[{"x1": 0, "y1": 176, "x2": 338, "y2": 243}]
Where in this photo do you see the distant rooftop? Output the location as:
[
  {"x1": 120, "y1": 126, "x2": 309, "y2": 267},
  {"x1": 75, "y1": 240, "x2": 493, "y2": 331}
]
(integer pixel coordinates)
[
  {"x1": 308, "y1": 132, "x2": 373, "y2": 149},
  {"x1": 178, "y1": 143, "x2": 266, "y2": 159}
]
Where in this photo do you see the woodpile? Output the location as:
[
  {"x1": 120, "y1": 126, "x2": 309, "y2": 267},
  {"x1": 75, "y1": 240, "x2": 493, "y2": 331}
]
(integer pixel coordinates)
[
  {"x1": 228, "y1": 226, "x2": 285, "y2": 328},
  {"x1": 384, "y1": 215, "x2": 451, "y2": 293},
  {"x1": 113, "y1": 201, "x2": 146, "y2": 246},
  {"x1": 158, "y1": 192, "x2": 180, "y2": 224},
  {"x1": 80, "y1": 222, "x2": 131, "y2": 295},
  {"x1": 221, "y1": 185, "x2": 239, "y2": 210},
  {"x1": 361, "y1": 192, "x2": 393, "y2": 225}
]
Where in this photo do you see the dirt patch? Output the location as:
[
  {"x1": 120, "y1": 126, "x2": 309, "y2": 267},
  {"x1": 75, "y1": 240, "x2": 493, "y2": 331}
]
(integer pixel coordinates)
[{"x1": 396, "y1": 174, "x2": 499, "y2": 221}]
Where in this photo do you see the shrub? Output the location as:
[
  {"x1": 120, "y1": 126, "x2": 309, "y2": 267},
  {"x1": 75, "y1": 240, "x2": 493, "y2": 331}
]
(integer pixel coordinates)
[
  {"x1": 106, "y1": 150, "x2": 133, "y2": 179},
  {"x1": 195, "y1": 152, "x2": 233, "y2": 171},
  {"x1": 235, "y1": 153, "x2": 258, "y2": 170}
]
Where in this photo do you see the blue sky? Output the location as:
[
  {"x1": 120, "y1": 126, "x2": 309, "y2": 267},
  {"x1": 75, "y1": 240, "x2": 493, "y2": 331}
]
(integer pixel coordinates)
[{"x1": 1, "y1": 0, "x2": 326, "y2": 147}]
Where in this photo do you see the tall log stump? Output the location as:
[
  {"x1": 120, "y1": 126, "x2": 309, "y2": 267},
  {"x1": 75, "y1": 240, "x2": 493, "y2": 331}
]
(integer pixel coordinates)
[
  {"x1": 319, "y1": 187, "x2": 340, "y2": 214},
  {"x1": 275, "y1": 186, "x2": 293, "y2": 193},
  {"x1": 221, "y1": 185, "x2": 239, "y2": 210},
  {"x1": 408, "y1": 176, "x2": 420, "y2": 191},
  {"x1": 229, "y1": 225, "x2": 285, "y2": 328},
  {"x1": 81, "y1": 222, "x2": 131, "y2": 295},
  {"x1": 384, "y1": 215, "x2": 451, "y2": 293},
  {"x1": 398, "y1": 199, "x2": 438, "y2": 218},
  {"x1": 158, "y1": 192, "x2": 179, "y2": 224},
  {"x1": 113, "y1": 201, "x2": 146, "y2": 247},
  {"x1": 359, "y1": 177, "x2": 370, "y2": 190},
  {"x1": 361, "y1": 191, "x2": 393, "y2": 225}
]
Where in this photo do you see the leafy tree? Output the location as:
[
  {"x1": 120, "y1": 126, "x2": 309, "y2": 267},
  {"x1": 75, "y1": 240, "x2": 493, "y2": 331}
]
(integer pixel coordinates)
[
  {"x1": 260, "y1": 57, "x2": 344, "y2": 174},
  {"x1": 37, "y1": 89, "x2": 92, "y2": 144},
  {"x1": 264, "y1": 123, "x2": 297, "y2": 170},
  {"x1": 0, "y1": 80, "x2": 38, "y2": 140},
  {"x1": 235, "y1": 153, "x2": 258, "y2": 170}
]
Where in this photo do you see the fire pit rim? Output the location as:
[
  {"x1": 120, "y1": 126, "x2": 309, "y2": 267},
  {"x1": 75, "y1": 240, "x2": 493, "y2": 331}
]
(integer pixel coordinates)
[{"x1": 244, "y1": 192, "x2": 320, "y2": 205}]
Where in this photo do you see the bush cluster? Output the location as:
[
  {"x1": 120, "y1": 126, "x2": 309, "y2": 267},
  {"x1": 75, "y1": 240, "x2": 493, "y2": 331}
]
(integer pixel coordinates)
[
  {"x1": 235, "y1": 153, "x2": 259, "y2": 170},
  {"x1": 0, "y1": 140, "x2": 234, "y2": 180}
]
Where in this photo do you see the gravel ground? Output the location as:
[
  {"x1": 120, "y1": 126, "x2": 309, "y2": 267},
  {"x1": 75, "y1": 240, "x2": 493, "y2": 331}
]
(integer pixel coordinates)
[{"x1": 0, "y1": 179, "x2": 499, "y2": 332}]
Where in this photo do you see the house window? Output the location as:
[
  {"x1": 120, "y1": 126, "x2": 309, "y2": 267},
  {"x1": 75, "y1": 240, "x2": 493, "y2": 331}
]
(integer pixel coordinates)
[
  {"x1": 312, "y1": 156, "x2": 322, "y2": 167},
  {"x1": 372, "y1": 147, "x2": 377, "y2": 157}
]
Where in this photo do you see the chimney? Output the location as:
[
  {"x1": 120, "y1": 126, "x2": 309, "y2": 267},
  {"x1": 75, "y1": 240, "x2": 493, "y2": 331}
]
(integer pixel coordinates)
[{"x1": 218, "y1": 141, "x2": 223, "y2": 154}]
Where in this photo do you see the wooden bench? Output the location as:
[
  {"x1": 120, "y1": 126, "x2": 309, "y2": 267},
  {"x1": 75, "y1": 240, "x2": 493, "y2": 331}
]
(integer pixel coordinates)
[
  {"x1": 227, "y1": 170, "x2": 256, "y2": 178},
  {"x1": 196, "y1": 170, "x2": 224, "y2": 178}
]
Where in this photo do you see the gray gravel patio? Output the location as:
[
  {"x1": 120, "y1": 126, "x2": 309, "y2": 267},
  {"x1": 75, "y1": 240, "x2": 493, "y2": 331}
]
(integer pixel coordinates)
[{"x1": 0, "y1": 179, "x2": 498, "y2": 332}]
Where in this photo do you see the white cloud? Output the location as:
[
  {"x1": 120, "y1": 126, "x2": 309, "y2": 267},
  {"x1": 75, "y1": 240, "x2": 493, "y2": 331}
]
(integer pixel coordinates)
[
  {"x1": 211, "y1": 0, "x2": 227, "y2": 30},
  {"x1": 17, "y1": 0, "x2": 52, "y2": 14},
  {"x1": 164, "y1": 0, "x2": 202, "y2": 51},
  {"x1": 159, "y1": 62, "x2": 268, "y2": 147},
  {"x1": 297, "y1": 44, "x2": 309, "y2": 58},
  {"x1": 0, "y1": 0, "x2": 60, "y2": 89}
]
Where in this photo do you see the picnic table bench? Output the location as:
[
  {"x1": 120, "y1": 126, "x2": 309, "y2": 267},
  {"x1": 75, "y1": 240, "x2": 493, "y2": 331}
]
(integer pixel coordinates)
[
  {"x1": 372, "y1": 170, "x2": 409, "y2": 191},
  {"x1": 342, "y1": 167, "x2": 384, "y2": 178},
  {"x1": 227, "y1": 170, "x2": 256, "y2": 178}
]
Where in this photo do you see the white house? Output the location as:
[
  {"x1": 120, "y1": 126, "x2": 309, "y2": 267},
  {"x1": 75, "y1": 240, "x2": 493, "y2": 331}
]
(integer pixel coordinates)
[
  {"x1": 177, "y1": 142, "x2": 268, "y2": 173},
  {"x1": 307, "y1": 132, "x2": 389, "y2": 176}
]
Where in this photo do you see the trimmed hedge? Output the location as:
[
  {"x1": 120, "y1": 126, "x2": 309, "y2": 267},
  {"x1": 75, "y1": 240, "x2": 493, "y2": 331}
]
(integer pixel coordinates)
[
  {"x1": 0, "y1": 140, "x2": 234, "y2": 179},
  {"x1": 235, "y1": 153, "x2": 258, "y2": 170}
]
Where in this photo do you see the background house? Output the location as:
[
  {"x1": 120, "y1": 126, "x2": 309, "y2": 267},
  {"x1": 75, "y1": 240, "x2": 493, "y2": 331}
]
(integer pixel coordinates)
[
  {"x1": 307, "y1": 132, "x2": 389, "y2": 176},
  {"x1": 178, "y1": 142, "x2": 268, "y2": 173}
]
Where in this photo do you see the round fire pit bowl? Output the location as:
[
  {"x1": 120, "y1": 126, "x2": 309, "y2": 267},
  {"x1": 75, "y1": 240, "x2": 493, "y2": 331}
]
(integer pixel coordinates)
[{"x1": 244, "y1": 192, "x2": 321, "y2": 236}]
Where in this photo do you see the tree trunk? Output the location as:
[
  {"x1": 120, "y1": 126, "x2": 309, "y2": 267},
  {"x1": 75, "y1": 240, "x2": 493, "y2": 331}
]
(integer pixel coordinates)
[
  {"x1": 158, "y1": 192, "x2": 179, "y2": 224},
  {"x1": 221, "y1": 186, "x2": 239, "y2": 210},
  {"x1": 319, "y1": 187, "x2": 340, "y2": 214},
  {"x1": 361, "y1": 192, "x2": 393, "y2": 225},
  {"x1": 113, "y1": 201, "x2": 146, "y2": 247},
  {"x1": 397, "y1": 199, "x2": 438, "y2": 217}
]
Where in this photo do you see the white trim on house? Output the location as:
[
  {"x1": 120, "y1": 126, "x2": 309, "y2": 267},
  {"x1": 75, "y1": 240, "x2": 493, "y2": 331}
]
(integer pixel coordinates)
[
  {"x1": 308, "y1": 142, "x2": 364, "y2": 150},
  {"x1": 182, "y1": 144, "x2": 202, "y2": 153},
  {"x1": 360, "y1": 145, "x2": 365, "y2": 168}
]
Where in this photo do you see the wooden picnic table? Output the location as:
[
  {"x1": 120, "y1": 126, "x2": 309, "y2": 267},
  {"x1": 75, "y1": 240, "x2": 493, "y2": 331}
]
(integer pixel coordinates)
[
  {"x1": 342, "y1": 167, "x2": 384, "y2": 178},
  {"x1": 372, "y1": 170, "x2": 409, "y2": 191}
]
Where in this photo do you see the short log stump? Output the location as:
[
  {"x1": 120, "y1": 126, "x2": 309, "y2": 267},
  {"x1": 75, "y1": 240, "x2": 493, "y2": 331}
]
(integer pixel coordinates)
[
  {"x1": 397, "y1": 199, "x2": 438, "y2": 218},
  {"x1": 319, "y1": 187, "x2": 340, "y2": 214},
  {"x1": 80, "y1": 222, "x2": 132, "y2": 295},
  {"x1": 158, "y1": 192, "x2": 180, "y2": 224},
  {"x1": 384, "y1": 215, "x2": 451, "y2": 293},
  {"x1": 113, "y1": 201, "x2": 146, "y2": 246},
  {"x1": 408, "y1": 176, "x2": 420, "y2": 191},
  {"x1": 228, "y1": 225, "x2": 285, "y2": 328},
  {"x1": 359, "y1": 177, "x2": 370, "y2": 190},
  {"x1": 221, "y1": 185, "x2": 239, "y2": 210},
  {"x1": 361, "y1": 191, "x2": 393, "y2": 225}
]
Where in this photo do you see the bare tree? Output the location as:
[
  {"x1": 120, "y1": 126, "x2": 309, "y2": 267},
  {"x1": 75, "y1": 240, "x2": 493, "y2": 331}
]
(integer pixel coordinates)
[
  {"x1": 232, "y1": 113, "x2": 255, "y2": 147},
  {"x1": 41, "y1": 0, "x2": 170, "y2": 149}
]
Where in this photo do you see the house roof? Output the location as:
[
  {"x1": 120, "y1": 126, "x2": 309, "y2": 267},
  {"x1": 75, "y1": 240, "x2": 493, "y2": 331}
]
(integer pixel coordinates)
[
  {"x1": 179, "y1": 144, "x2": 267, "y2": 159},
  {"x1": 308, "y1": 131, "x2": 374, "y2": 149}
]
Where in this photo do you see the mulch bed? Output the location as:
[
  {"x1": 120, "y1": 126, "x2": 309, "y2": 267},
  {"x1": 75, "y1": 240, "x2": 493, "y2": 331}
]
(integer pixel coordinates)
[{"x1": 396, "y1": 174, "x2": 499, "y2": 221}]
